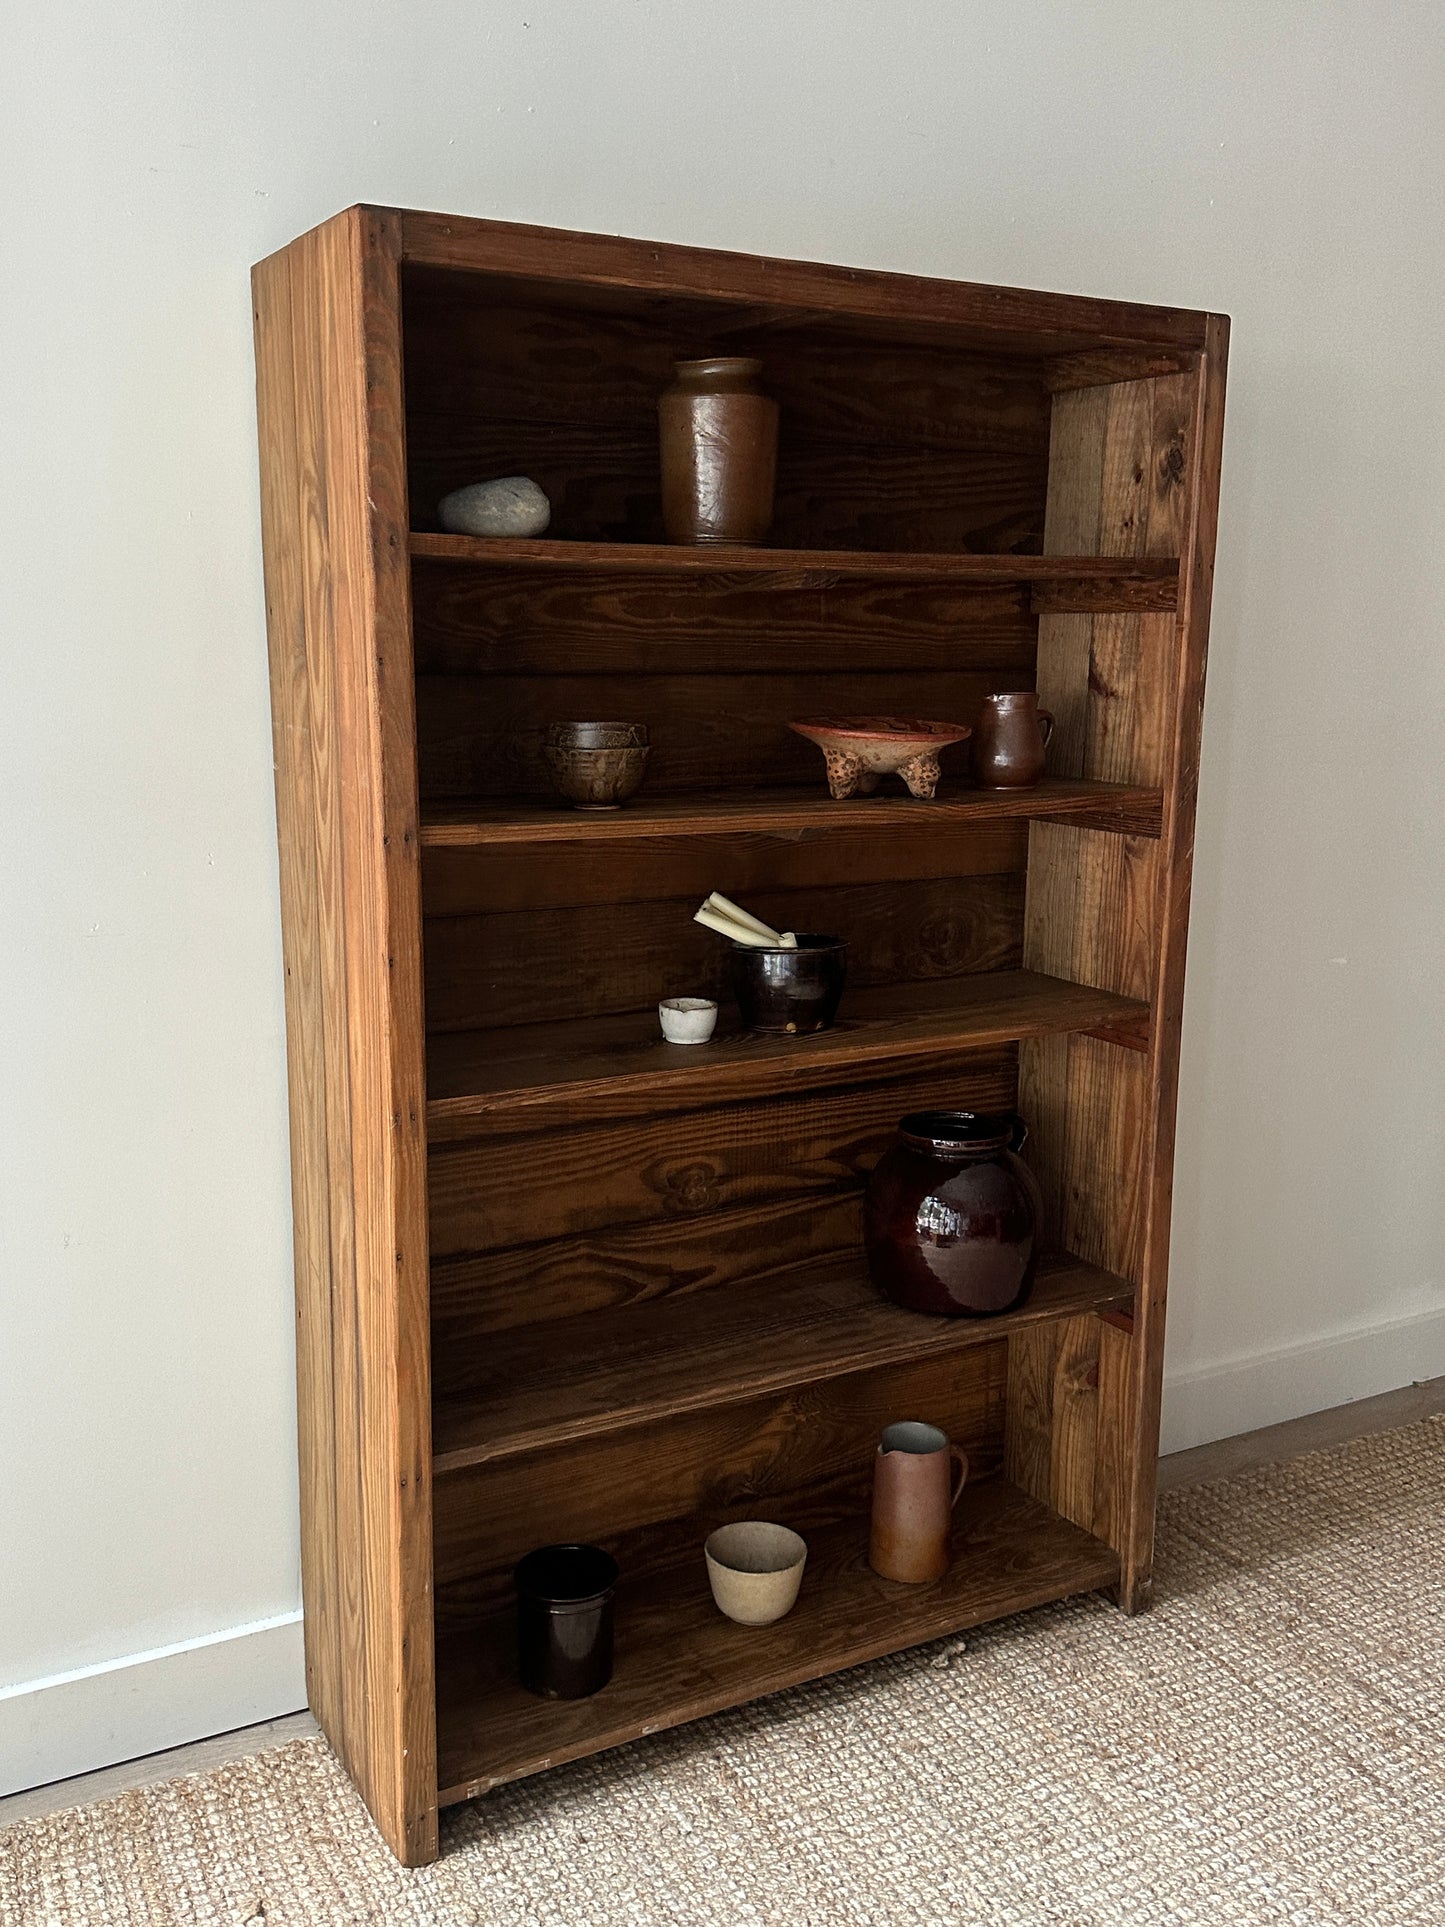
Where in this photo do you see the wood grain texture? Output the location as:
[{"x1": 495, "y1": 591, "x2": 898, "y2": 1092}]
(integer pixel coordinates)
[
  {"x1": 1044, "y1": 348, "x2": 1195, "y2": 392},
  {"x1": 258, "y1": 206, "x2": 1225, "y2": 1847},
  {"x1": 415, "y1": 666, "x2": 1021, "y2": 800},
  {"x1": 402, "y1": 278, "x2": 1054, "y2": 448},
  {"x1": 425, "y1": 970, "x2": 1151, "y2": 1142},
  {"x1": 1004, "y1": 1311, "x2": 1135, "y2": 1544},
  {"x1": 1018, "y1": 343, "x2": 1226, "y2": 1599},
  {"x1": 254, "y1": 240, "x2": 344, "y2": 1754},
  {"x1": 434, "y1": 1481, "x2": 1120, "y2": 1803},
  {"x1": 420, "y1": 780, "x2": 1164, "y2": 848},
  {"x1": 402, "y1": 277, "x2": 1051, "y2": 551},
  {"x1": 432, "y1": 1347, "x2": 1007, "y2": 1621},
  {"x1": 409, "y1": 530, "x2": 1180, "y2": 587},
  {"x1": 432, "y1": 1252, "x2": 1132, "y2": 1471},
  {"x1": 423, "y1": 872, "x2": 1025, "y2": 1031},
  {"x1": 395, "y1": 207, "x2": 1210, "y2": 354},
  {"x1": 410, "y1": 415, "x2": 1046, "y2": 551},
  {"x1": 420, "y1": 813, "x2": 1030, "y2": 916},
  {"x1": 1118, "y1": 320, "x2": 1230, "y2": 1611},
  {"x1": 427, "y1": 1051, "x2": 1017, "y2": 1264},
  {"x1": 253, "y1": 209, "x2": 437, "y2": 1865},
  {"x1": 410, "y1": 562, "x2": 1038, "y2": 676},
  {"x1": 431, "y1": 1192, "x2": 867, "y2": 1346}
]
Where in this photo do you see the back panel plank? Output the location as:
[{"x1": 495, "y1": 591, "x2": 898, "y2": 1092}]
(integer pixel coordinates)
[
  {"x1": 424, "y1": 871, "x2": 1025, "y2": 1031},
  {"x1": 432, "y1": 1193, "x2": 865, "y2": 1351},
  {"x1": 402, "y1": 281, "x2": 1053, "y2": 446},
  {"x1": 422, "y1": 818, "x2": 1028, "y2": 915},
  {"x1": 427, "y1": 1050, "x2": 1017, "y2": 1261},
  {"x1": 408, "y1": 416, "x2": 1046, "y2": 552},
  {"x1": 415, "y1": 668, "x2": 1009, "y2": 799},
  {"x1": 411, "y1": 564, "x2": 1037, "y2": 676},
  {"x1": 431, "y1": 1255, "x2": 1129, "y2": 1473},
  {"x1": 432, "y1": 1347, "x2": 1008, "y2": 1625}
]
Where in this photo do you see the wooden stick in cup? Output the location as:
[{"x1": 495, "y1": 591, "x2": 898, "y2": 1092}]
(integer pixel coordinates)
[
  {"x1": 704, "y1": 892, "x2": 783, "y2": 944},
  {"x1": 694, "y1": 903, "x2": 775, "y2": 946}
]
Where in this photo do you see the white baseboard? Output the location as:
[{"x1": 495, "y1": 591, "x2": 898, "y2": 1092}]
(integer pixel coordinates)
[
  {"x1": 1161, "y1": 1304, "x2": 1445, "y2": 1455},
  {"x1": 0, "y1": 1611, "x2": 306, "y2": 1798}
]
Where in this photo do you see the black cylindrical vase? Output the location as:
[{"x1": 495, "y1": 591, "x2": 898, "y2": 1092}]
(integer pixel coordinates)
[{"x1": 514, "y1": 1543, "x2": 619, "y2": 1699}]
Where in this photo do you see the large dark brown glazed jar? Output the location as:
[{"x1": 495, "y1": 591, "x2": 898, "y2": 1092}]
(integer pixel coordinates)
[
  {"x1": 864, "y1": 1111, "x2": 1042, "y2": 1317},
  {"x1": 658, "y1": 357, "x2": 778, "y2": 544}
]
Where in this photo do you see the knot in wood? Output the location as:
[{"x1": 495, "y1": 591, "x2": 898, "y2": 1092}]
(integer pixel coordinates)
[{"x1": 658, "y1": 1161, "x2": 722, "y2": 1214}]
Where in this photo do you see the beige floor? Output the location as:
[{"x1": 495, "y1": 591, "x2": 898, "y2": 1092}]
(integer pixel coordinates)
[
  {"x1": 4, "y1": 1400, "x2": 1445, "y2": 1924},
  {"x1": 2, "y1": 1373, "x2": 1441, "y2": 1838}
]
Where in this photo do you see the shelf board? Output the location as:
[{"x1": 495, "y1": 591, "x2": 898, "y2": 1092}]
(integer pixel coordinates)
[
  {"x1": 425, "y1": 969, "x2": 1150, "y2": 1142},
  {"x1": 409, "y1": 534, "x2": 1179, "y2": 609},
  {"x1": 435, "y1": 1477, "x2": 1120, "y2": 1804},
  {"x1": 432, "y1": 1252, "x2": 1132, "y2": 1474},
  {"x1": 421, "y1": 777, "x2": 1164, "y2": 849}
]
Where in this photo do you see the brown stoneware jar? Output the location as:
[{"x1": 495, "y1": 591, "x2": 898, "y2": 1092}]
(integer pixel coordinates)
[
  {"x1": 970, "y1": 690, "x2": 1055, "y2": 789},
  {"x1": 864, "y1": 1111, "x2": 1042, "y2": 1317},
  {"x1": 869, "y1": 1421, "x2": 969, "y2": 1584},
  {"x1": 659, "y1": 357, "x2": 778, "y2": 545}
]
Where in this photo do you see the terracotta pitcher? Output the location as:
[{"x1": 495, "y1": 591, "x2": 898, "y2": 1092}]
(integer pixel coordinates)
[
  {"x1": 970, "y1": 690, "x2": 1054, "y2": 789},
  {"x1": 869, "y1": 1421, "x2": 968, "y2": 1584}
]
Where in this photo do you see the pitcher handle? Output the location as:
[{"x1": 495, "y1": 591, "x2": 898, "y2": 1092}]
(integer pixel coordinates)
[
  {"x1": 1037, "y1": 708, "x2": 1055, "y2": 748},
  {"x1": 1010, "y1": 1117, "x2": 1029, "y2": 1153},
  {"x1": 949, "y1": 1447, "x2": 969, "y2": 1507}
]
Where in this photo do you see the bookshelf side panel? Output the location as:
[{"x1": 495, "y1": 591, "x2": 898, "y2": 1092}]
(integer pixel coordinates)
[{"x1": 253, "y1": 207, "x2": 437, "y2": 1865}]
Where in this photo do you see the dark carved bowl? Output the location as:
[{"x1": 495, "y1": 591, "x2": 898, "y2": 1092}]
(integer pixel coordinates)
[{"x1": 544, "y1": 743, "x2": 650, "y2": 810}]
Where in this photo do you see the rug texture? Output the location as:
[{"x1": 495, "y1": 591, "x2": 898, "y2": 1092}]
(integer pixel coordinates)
[{"x1": 4, "y1": 1417, "x2": 1444, "y2": 1926}]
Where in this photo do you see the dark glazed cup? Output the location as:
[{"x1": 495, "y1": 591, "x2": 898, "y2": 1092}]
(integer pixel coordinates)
[
  {"x1": 515, "y1": 1543, "x2": 619, "y2": 1699},
  {"x1": 659, "y1": 357, "x2": 779, "y2": 545},
  {"x1": 864, "y1": 1111, "x2": 1042, "y2": 1317},
  {"x1": 730, "y1": 935, "x2": 847, "y2": 1034}
]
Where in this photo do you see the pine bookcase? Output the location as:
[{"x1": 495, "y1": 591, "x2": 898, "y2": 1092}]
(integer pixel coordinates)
[{"x1": 252, "y1": 205, "x2": 1226, "y2": 1864}]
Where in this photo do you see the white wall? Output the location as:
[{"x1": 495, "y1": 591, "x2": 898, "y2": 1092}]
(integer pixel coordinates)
[{"x1": 4, "y1": 0, "x2": 1443, "y2": 1789}]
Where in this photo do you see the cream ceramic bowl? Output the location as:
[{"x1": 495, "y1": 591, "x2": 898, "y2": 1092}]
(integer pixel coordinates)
[
  {"x1": 704, "y1": 1522, "x2": 807, "y2": 1625},
  {"x1": 659, "y1": 997, "x2": 718, "y2": 1044}
]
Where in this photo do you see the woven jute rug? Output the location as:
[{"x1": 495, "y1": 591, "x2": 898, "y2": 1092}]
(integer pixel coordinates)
[{"x1": 4, "y1": 1416, "x2": 1444, "y2": 1926}]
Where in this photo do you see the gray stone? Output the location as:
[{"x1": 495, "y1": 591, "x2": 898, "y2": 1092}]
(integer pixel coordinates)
[{"x1": 438, "y1": 476, "x2": 551, "y2": 538}]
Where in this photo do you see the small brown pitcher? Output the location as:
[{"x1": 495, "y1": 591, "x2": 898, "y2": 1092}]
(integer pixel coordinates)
[
  {"x1": 659, "y1": 357, "x2": 778, "y2": 545},
  {"x1": 970, "y1": 691, "x2": 1054, "y2": 789},
  {"x1": 869, "y1": 1421, "x2": 968, "y2": 1584}
]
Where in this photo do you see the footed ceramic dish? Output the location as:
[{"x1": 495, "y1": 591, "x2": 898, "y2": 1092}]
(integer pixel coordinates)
[{"x1": 789, "y1": 716, "x2": 972, "y2": 800}]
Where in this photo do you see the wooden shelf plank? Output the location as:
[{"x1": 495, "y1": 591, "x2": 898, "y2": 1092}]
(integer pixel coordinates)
[
  {"x1": 432, "y1": 1252, "x2": 1132, "y2": 1474},
  {"x1": 410, "y1": 532, "x2": 1179, "y2": 606},
  {"x1": 434, "y1": 1477, "x2": 1120, "y2": 1803},
  {"x1": 425, "y1": 969, "x2": 1150, "y2": 1142},
  {"x1": 420, "y1": 777, "x2": 1164, "y2": 849}
]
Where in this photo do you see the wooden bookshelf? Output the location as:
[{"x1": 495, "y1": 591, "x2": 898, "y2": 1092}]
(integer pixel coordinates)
[{"x1": 253, "y1": 205, "x2": 1227, "y2": 1864}]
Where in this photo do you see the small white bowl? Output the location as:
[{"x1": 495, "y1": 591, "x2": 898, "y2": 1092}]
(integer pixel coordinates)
[
  {"x1": 659, "y1": 997, "x2": 718, "y2": 1045},
  {"x1": 704, "y1": 1521, "x2": 807, "y2": 1625}
]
